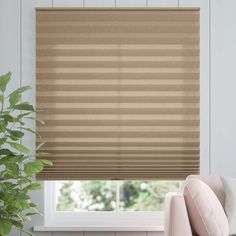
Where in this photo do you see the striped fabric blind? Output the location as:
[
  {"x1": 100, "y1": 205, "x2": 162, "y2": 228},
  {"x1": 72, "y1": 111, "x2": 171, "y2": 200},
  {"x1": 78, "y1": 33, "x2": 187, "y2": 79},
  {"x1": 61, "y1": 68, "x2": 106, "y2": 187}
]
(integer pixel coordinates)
[{"x1": 36, "y1": 9, "x2": 200, "y2": 180}]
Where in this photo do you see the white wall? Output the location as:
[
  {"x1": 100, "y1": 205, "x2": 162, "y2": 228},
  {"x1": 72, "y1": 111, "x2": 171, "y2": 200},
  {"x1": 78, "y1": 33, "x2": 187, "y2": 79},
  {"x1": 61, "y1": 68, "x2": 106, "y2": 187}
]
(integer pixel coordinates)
[
  {"x1": 1, "y1": 0, "x2": 236, "y2": 235},
  {"x1": 210, "y1": 0, "x2": 236, "y2": 176}
]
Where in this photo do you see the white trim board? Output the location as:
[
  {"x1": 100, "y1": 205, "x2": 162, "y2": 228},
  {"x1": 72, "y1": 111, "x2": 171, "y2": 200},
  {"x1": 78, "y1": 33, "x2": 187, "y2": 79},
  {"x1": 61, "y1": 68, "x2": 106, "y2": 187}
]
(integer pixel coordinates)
[{"x1": 34, "y1": 226, "x2": 164, "y2": 232}]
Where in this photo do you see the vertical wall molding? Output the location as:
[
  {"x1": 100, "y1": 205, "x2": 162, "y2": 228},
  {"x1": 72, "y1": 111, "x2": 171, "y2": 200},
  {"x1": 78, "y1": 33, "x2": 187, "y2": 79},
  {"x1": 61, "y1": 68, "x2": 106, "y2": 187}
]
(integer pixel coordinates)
[
  {"x1": 208, "y1": 0, "x2": 211, "y2": 175},
  {"x1": 20, "y1": 0, "x2": 22, "y2": 88},
  {"x1": 20, "y1": 1, "x2": 23, "y2": 236}
]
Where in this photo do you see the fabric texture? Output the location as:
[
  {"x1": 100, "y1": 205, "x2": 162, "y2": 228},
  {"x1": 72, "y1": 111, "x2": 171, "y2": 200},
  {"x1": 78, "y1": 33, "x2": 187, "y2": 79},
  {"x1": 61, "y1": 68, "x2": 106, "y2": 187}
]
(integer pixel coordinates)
[
  {"x1": 221, "y1": 176, "x2": 236, "y2": 235},
  {"x1": 187, "y1": 175, "x2": 225, "y2": 207},
  {"x1": 164, "y1": 192, "x2": 192, "y2": 236},
  {"x1": 184, "y1": 179, "x2": 229, "y2": 236},
  {"x1": 36, "y1": 8, "x2": 200, "y2": 180}
]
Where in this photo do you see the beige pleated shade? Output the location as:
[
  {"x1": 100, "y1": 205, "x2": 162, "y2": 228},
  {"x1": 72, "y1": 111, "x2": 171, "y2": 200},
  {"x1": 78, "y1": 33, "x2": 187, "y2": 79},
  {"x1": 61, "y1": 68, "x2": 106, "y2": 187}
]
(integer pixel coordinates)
[{"x1": 36, "y1": 8, "x2": 200, "y2": 180}]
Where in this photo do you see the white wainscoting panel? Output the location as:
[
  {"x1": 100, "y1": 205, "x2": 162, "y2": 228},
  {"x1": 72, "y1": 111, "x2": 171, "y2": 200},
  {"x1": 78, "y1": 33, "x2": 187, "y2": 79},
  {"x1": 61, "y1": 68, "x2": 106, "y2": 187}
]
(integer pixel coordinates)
[
  {"x1": 147, "y1": 231, "x2": 164, "y2": 236},
  {"x1": 53, "y1": 232, "x2": 84, "y2": 236},
  {"x1": 53, "y1": 0, "x2": 83, "y2": 7},
  {"x1": 84, "y1": 232, "x2": 115, "y2": 236},
  {"x1": 116, "y1": 232, "x2": 146, "y2": 236},
  {"x1": 35, "y1": 0, "x2": 53, "y2": 7},
  {"x1": 115, "y1": 0, "x2": 147, "y2": 7},
  {"x1": 84, "y1": 0, "x2": 115, "y2": 7},
  {"x1": 35, "y1": 233, "x2": 52, "y2": 236},
  {"x1": 0, "y1": 0, "x2": 20, "y2": 92},
  {"x1": 147, "y1": 0, "x2": 178, "y2": 7}
]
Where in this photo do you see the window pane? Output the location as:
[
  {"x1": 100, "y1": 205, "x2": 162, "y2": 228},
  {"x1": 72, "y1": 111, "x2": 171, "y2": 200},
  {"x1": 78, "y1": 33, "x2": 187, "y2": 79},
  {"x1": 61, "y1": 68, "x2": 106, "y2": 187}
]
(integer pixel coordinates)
[
  {"x1": 56, "y1": 181, "x2": 116, "y2": 211},
  {"x1": 119, "y1": 181, "x2": 182, "y2": 211}
]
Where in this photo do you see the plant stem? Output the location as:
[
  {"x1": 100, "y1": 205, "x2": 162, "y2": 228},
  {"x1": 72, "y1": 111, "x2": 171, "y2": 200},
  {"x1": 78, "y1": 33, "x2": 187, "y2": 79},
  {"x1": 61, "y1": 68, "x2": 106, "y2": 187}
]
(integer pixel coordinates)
[{"x1": 0, "y1": 93, "x2": 4, "y2": 116}]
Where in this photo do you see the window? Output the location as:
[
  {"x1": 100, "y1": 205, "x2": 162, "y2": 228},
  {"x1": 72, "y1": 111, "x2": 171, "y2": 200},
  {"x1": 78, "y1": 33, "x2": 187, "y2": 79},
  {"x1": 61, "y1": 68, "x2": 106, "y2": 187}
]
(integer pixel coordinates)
[
  {"x1": 56, "y1": 180, "x2": 181, "y2": 212},
  {"x1": 37, "y1": 8, "x2": 199, "y2": 227},
  {"x1": 44, "y1": 180, "x2": 181, "y2": 227}
]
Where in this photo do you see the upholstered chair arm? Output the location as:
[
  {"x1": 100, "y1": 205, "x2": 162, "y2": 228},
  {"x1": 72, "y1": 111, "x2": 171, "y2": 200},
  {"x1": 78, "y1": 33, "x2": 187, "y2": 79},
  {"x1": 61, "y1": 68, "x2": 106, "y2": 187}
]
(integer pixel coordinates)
[{"x1": 164, "y1": 192, "x2": 192, "y2": 236}]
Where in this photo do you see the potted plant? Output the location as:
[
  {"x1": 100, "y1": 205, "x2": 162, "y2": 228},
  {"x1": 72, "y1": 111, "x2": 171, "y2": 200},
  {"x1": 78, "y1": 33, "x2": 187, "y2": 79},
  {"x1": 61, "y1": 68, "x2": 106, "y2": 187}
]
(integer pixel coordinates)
[{"x1": 0, "y1": 72, "x2": 52, "y2": 236}]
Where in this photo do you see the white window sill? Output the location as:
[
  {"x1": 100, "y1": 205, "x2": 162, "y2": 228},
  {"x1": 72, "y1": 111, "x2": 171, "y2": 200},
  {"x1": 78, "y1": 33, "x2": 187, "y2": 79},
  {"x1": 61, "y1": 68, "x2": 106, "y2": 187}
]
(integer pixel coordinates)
[{"x1": 34, "y1": 226, "x2": 164, "y2": 232}]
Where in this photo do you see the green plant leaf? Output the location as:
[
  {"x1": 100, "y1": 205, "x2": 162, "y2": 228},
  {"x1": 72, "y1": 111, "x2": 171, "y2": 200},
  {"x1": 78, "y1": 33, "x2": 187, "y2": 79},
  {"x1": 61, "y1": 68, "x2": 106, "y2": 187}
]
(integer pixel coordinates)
[
  {"x1": 24, "y1": 160, "x2": 44, "y2": 176},
  {"x1": 9, "y1": 85, "x2": 31, "y2": 96},
  {"x1": 6, "y1": 163, "x2": 20, "y2": 178},
  {"x1": 36, "y1": 152, "x2": 50, "y2": 157},
  {"x1": 36, "y1": 141, "x2": 46, "y2": 151},
  {"x1": 0, "y1": 94, "x2": 4, "y2": 103},
  {"x1": 1, "y1": 181, "x2": 16, "y2": 189},
  {"x1": 37, "y1": 119, "x2": 45, "y2": 125},
  {"x1": 38, "y1": 159, "x2": 53, "y2": 166},
  {"x1": 0, "y1": 219, "x2": 13, "y2": 235},
  {"x1": 24, "y1": 183, "x2": 41, "y2": 191},
  {"x1": 18, "y1": 127, "x2": 36, "y2": 135},
  {"x1": 17, "y1": 179, "x2": 30, "y2": 185},
  {"x1": 0, "y1": 137, "x2": 7, "y2": 146},
  {"x1": 29, "y1": 202, "x2": 37, "y2": 207},
  {"x1": 0, "y1": 148, "x2": 14, "y2": 155},
  {"x1": 7, "y1": 129, "x2": 24, "y2": 139},
  {"x1": 22, "y1": 229, "x2": 34, "y2": 236},
  {"x1": 25, "y1": 212, "x2": 37, "y2": 216},
  {"x1": 25, "y1": 116, "x2": 45, "y2": 125},
  {"x1": 0, "y1": 71, "x2": 11, "y2": 92},
  {"x1": 0, "y1": 72, "x2": 51, "y2": 236},
  {"x1": 0, "y1": 156, "x2": 19, "y2": 165},
  {"x1": 18, "y1": 112, "x2": 33, "y2": 119},
  {"x1": 10, "y1": 220, "x2": 23, "y2": 230},
  {"x1": 7, "y1": 142, "x2": 30, "y2": 154},
  {"x1": 13, "y1": 103, "x2": 34, "y2": 111},
  {"x1": 0, "y1": 120, "x2": 7, "y2": 132},
  {"x1": 2, "y1": 114, "x2": 15, "y2": 122},
  {"x1": 9, "y1": 92, "x2": 21, "y2": 107},
  {"x1": 12, "y1": 198, "x2": 30, "y2": 210}
]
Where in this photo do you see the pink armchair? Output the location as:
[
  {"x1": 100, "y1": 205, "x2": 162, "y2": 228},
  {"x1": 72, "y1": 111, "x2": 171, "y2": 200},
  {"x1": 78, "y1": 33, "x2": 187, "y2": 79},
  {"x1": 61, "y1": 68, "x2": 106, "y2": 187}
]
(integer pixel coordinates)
[{"x1": 164, "y1": 176, "x2": 225, "y2": 236}]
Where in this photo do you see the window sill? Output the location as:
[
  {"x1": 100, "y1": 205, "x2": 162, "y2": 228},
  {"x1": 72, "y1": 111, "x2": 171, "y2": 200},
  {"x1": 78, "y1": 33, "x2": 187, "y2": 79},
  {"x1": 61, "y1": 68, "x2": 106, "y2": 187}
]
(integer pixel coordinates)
[{"x1": 34, "y1": 226, "x2": 164, "y2": 232}]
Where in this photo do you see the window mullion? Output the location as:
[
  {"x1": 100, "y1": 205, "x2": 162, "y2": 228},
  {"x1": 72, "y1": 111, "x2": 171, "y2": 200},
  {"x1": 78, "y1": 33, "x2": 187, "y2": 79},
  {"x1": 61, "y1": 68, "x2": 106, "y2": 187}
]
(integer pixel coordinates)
[{"x1": 116, "y1": 181, "x2": 120, "y2": 212}]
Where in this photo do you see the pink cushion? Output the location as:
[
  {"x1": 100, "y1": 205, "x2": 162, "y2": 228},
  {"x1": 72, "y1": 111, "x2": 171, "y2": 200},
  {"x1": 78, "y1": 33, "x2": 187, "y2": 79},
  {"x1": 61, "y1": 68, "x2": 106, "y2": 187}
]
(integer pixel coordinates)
[
  {"x1": 184, "y1": 179, "x2": 229, "y2": 236},
  {"x1": 187, "y1": 175, "x2": 225, "y2": 207}
]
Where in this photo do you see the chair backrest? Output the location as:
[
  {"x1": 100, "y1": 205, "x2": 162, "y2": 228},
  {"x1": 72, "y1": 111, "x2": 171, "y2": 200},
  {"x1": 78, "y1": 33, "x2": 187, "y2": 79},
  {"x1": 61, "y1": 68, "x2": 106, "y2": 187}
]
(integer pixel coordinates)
[{"x1": 186, "y1": 175, "x2": 225, "y2": 209}]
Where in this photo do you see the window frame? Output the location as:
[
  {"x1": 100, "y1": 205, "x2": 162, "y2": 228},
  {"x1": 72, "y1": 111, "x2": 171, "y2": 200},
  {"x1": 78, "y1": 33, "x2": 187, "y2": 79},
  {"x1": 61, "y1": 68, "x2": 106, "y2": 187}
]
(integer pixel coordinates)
[{"x1": 44, "y1": 181, "x2": 164, "y2": 227}]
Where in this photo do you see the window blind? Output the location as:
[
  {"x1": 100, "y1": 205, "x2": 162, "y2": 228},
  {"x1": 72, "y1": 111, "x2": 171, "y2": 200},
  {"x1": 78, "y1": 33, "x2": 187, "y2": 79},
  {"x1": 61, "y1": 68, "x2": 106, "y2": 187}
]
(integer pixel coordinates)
[{"x1": 36, "y1": 8, "x2": 200, "y2": 180}]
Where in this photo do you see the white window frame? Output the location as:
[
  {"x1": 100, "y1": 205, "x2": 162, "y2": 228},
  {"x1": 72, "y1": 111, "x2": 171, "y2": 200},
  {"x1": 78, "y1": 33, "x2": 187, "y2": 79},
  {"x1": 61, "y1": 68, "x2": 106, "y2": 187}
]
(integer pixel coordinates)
[{"x1": 44, "y1": 181, "x2": 164, "y2": 228}]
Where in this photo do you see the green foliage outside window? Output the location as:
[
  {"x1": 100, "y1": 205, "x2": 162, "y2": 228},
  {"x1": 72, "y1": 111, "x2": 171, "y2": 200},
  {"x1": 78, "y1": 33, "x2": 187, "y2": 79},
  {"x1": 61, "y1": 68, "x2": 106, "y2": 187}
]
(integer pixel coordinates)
[
  {"x1": 56, "y1": 180, "x2": 181, "y2": 212},
  {"x1": 120, "y1": 181, "x2": 181, "y2": 211},
  {"x1": 57, "y1": 181, "x2": 116, "y2": 211}
]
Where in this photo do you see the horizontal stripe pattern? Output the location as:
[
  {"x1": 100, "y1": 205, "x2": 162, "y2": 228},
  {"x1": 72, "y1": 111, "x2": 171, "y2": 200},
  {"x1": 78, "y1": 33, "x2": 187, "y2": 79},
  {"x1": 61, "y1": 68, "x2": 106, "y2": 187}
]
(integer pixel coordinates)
[{"x1": 36, "y1": 9, "x2": 200, "y2": 180}]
